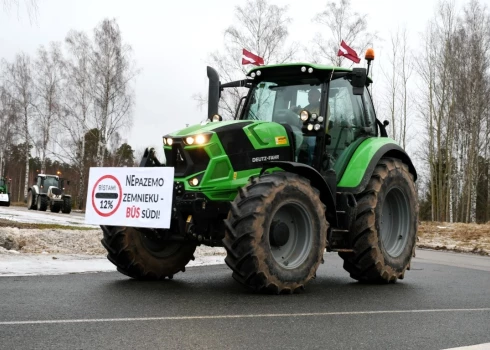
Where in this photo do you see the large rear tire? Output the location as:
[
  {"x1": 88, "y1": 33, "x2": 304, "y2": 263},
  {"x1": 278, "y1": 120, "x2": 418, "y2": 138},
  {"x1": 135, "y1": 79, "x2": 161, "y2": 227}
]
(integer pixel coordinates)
[
  {"x1": 27, "y1": 190, "x2": 36, "y2": 210},
  {"x1": 223, "y1": 172, "x2": 328, "y2": 294},
  {"x1": 339, "y1": 157, "x2": 418, "y2": 283},
  {"x1": 101, "y1": 226, "x2": 197, "y2": 280}
]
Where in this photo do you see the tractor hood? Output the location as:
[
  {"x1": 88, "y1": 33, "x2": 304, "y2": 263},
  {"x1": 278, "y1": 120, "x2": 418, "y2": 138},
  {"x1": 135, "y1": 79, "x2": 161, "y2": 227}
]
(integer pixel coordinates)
[
  {"x1": 162, "y1": 119, "x2": 293, "y2": 179},
  {"x1": 164, "y1": 120, "x2": 252, "y2": 138}
]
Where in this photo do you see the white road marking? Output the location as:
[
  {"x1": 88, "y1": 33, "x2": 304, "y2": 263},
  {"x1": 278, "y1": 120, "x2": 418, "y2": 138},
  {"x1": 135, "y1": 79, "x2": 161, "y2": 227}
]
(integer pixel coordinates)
[
  {"x1": 1, "y1": 308, "x2": 489, "y2": 326},
  {"x1": 442, "y1": 343, "x2": 490, "y2": 350}
]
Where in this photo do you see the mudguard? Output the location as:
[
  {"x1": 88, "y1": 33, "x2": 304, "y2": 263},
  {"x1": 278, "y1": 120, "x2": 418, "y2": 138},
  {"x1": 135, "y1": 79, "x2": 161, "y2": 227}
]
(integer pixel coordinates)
[
  {"x1": 261, "y1": 161, "x2": 338, "y2": 227},
  {"x1": 336, "y1": 137, "x2": 417, "y2": 193}
]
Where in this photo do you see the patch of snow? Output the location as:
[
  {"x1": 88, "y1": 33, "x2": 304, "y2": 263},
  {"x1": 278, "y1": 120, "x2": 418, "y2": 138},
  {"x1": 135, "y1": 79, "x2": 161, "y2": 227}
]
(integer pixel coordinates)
[
  {"x1": 0, "y1": 253, "x2": 225, "y2": 277},
  {"x1": 0, "y1": 222, "x2": 227, "y2": 276},
  {"x1": 0, "y1": 205, "x2": 97, "y2": 228}
]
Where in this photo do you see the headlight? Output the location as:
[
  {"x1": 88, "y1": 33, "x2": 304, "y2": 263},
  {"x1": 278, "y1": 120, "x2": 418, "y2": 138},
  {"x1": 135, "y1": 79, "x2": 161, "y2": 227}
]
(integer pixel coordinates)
[
  {"x1": 183, "y1": 133, "x2": 211, "y2": 145},
  {"x1": 189, "y1": 177, "x2": 200, "y2": 186},
  {"x1": 317, "y1": 116, "x2": 324, "y2": 123},
  {"x1": 212, "y1": 114, "x2": 222, "y2": 122},
  {"x1": 300, "y1": 110, "x2": 310, "y2": 122},
  {"x1": 314, "y1": 124, "x2": 321, "y2": 131},
  {"x1": 195, "y1": 134, "x2": 206, "y2": 144},
  {"x1": 166, "y1": 138, "x2": 173, "y2": 146},
  {"x1": 307, "y1": 124, "x2": 313, "y2": 131}
]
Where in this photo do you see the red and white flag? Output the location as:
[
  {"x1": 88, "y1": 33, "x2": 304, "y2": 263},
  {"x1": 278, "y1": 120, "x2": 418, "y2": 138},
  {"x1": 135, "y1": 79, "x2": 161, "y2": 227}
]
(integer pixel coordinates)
[
  {"x1": 337, "y1": 40, "x2": 361, "y2": 63},
  {"x1": 242, "y1": 49, "x2": 264, "y2": 66}
]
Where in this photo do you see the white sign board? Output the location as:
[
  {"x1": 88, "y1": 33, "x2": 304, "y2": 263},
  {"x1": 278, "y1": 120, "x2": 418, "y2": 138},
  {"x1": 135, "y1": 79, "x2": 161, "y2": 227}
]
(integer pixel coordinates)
[
  {"x1": 85, "y1": 167, "x2": 175, "y2": 228},
  {"x1": 0, "y1": 194, "x2": 8, "y2": 202}
]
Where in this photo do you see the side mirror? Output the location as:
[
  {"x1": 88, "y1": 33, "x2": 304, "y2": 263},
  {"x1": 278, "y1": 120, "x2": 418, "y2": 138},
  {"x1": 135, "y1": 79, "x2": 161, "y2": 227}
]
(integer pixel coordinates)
[{"x1": 350, "y1": 68, "x2": 367, "y2": 95}]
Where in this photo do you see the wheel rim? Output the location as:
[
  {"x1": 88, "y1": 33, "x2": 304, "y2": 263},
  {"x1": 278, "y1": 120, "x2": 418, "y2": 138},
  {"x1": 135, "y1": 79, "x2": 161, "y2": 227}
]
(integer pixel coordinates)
[
  {"x1": 269, "y1": 201, "x2": 313, "y2": 269},
  {"x1": 379, "y1": 187, "x2": 411, "y2": 258},
  {"x1": 140, "y1": 231, "x2": 181, "y2": 258}
]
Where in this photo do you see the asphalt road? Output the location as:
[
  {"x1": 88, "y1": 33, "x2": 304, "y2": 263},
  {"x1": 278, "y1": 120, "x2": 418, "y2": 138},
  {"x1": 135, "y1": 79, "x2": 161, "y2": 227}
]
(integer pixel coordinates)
[{"x1": 1, "y1": 251, "x2": 489, "y2": 350}]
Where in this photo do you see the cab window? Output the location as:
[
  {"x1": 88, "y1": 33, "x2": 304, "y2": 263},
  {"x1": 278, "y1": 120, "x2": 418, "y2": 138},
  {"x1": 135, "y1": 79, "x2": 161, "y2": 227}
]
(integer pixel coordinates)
[
  {"x1": 325, "y1": 77, "x2": 366, "y2": 162},
  {"x1": 363, "y1": 89, "x2": 377, "y2": 132}
]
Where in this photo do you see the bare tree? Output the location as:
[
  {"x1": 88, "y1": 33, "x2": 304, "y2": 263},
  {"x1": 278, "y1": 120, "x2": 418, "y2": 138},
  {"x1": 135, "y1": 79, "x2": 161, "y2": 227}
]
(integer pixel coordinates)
[
  {"x1": 55, "y1": 29, "x2": 95, "y2": 209},
  {"x1": 2, "y1": 0, "x2": 38, "y2": 24},
  {"x1": 0, "y1": 87, "x2": 18, "y2": 176},
  {"x1": 380, "y1": 29, "x2": 400, "y2": 141},
  {"x1": 311, "y1": 0, "x2": 377, "y2": 66},
  {"x1": 416, "y1": 0, "x2": 490, "y2": 223},
  {"x1": 90, "y1": 18, "x2": 137, "y2": 167},
  {"x1": 452, "y1": 0, "x2": 490, "y2": 222},
  {"x1": 398, "y1": 27, "x2": 414, "y2": 150},
  {"x1": 379, "y1": 26, "x2": 414, "y2": 149},
  {"x1": 33, "y1": 41, "x2": 65, "y2": 173},
  {"x1": 196, "y1": 0, "x2": 297, "y2": 119},
  {"x1": 1, "y1": 53, "x2": 35, "y2": 201}
]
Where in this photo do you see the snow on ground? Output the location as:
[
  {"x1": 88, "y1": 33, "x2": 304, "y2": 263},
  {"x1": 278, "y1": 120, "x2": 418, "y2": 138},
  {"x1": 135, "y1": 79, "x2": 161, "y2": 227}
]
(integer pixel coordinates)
[
  {"x1": 0, "y1": 205, "x2": 226, "y2": 277},
  {"x1": 0, "y1": 250, "x2": 226, "y2": 277},
  {"x1": 0, "y1": 205, "x2": 97, "y2": 228}
]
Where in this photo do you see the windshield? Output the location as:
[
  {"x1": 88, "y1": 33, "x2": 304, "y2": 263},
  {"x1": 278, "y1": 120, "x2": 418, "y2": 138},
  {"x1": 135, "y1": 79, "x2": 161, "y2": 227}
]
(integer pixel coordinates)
[
  {"x1": 244, "y1": 81, "x2": 322, "y2": 124},
  {"x1": 44, "y1": 177, "x2": 59, "y2": 188}
]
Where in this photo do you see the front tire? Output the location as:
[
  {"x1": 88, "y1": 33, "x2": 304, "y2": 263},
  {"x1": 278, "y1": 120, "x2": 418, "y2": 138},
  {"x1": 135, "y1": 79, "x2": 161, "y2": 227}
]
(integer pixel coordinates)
[
  {"x1": 101, "y1": 226, "x2": 197, "y2": 280},
  {"x1": 50, "y1": 201, "x2": 61, "y2": 213},
  {"x1": 37, "y1": 195, "x2": 48, "y2": 211},
  {"x1": 339, "y1": 157, "x2": 418, "y2": 283},
  {"x1": 223, "y1": 172, "x2": 328, "y2": 294}
]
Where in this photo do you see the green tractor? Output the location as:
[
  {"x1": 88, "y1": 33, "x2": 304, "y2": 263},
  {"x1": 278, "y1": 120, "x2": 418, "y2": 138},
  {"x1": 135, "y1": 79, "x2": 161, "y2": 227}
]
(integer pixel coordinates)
[
  {"x1": 100, "y1": 51, "x2": 418, "y2": 293},
  {"x1": 0, "y1": 176, "x2": 10, "y2": 207}
]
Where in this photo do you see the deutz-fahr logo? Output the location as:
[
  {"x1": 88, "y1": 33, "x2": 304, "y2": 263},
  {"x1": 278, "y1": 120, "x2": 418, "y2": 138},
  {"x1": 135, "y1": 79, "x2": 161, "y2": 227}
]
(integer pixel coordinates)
[{"x1": 251, "y1": 155, "x2": 280, "y2": 163}]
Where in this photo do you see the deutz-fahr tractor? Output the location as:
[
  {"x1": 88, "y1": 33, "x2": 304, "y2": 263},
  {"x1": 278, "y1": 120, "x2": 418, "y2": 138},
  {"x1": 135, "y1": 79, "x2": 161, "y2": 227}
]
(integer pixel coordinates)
[
  {"x1": 100, "y1": 50, "x2": 418, "y2": 294},
  {"x1": 27, "y1": 174, "x2": 72, "y2": 214},
  {"x1": 0, "y1": 176, "x2": 10, "y2": 207}
]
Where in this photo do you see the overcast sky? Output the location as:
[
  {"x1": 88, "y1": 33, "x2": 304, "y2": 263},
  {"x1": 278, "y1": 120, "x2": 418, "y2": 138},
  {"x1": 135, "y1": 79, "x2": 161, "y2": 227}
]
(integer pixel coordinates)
[{"x1": 0, "y1": 0, "x2": 470, "y2": 163}]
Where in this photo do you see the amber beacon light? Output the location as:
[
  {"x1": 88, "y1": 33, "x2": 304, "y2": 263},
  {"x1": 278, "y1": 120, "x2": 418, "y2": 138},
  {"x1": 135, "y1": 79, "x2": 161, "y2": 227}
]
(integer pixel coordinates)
[
  {"x1": 365, "y1": 48, "x2": 375, "y2": 61},
  {"x1": 365, "y1": 48, "x2": 375, "y2": 76}
]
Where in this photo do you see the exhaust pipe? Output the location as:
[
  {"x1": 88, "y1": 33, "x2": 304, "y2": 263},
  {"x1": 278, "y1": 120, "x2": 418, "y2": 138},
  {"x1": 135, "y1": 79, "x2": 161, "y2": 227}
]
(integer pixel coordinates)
[{"x1": 207, "y1": 66, "x2": 220, "y2": 120}]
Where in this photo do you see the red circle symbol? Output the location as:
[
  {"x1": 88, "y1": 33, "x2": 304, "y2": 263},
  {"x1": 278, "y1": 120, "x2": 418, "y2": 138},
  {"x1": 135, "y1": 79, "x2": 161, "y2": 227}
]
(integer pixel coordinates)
[{"x1": 91, "y1": 175, "x2": 123, "y2": 217}]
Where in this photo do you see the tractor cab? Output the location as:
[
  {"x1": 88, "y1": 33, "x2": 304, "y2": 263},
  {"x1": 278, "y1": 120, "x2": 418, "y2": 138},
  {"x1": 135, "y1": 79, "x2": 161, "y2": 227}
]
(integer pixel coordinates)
[
  {"x1": 238, "y1": 67, "x2": 378, "y2": 173},
  {"x1": 37, "y1": 174, "x2": 60, "y2": 194}
]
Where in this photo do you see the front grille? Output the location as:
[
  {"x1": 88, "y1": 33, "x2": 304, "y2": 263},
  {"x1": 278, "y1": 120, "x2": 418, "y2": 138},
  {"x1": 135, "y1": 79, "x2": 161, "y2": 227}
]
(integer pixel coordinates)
[
  {"x1": 164, "y1": 141, "x2": 210, "y2": 177},
  {"x1": 51, "y1": 188, "x2": 62, "y2": 195}
]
